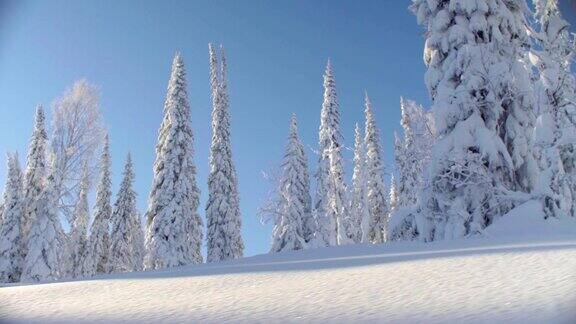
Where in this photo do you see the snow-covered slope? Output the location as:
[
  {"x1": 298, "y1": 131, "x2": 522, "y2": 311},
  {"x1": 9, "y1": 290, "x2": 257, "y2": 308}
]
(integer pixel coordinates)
[{"x1": 2, "y1": 202, "x2": 576, "y2": 323}]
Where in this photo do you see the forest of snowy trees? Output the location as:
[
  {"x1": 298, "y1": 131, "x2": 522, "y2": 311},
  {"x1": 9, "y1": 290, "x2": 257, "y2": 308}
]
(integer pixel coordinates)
[
  {"x1": 265, "y1": 0, "x2": 576, "y2": 250},
  {"x1": 1, "y1": 0, "x2": 575, "y2": 283}
]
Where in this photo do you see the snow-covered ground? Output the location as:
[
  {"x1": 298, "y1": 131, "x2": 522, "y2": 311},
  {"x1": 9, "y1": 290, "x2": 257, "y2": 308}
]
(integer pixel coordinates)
[{"x1": 2, "y1": 202, "x2": 576, "y2": 323}]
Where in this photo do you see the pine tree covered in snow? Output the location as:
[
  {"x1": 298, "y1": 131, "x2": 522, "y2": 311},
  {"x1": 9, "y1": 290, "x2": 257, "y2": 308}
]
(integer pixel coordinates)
[
  {"x1": 396, "y1": 103, "x2": 415, "y2": 209},
  {"x1": 349, "y1": 123, "x2": 369, "y2": 244},
  {"x1": 410, "y1": 0, "x2": 537, "y2": 240},
  {"x1": 388, "y1": 98, "x2": 435, "y2": 241},
  {"x1": 110, "y1": 154, "x2": 142, "y2": 272},
  {"x1": 397, "y1": 98, "x2": 435, "y2": 208},
  {"x1": 144, "y1": 53, "x2": 203, "y2": 269},
  {"x1": 389, "y1": 174, "x2": 398, "y2": 214},
  {"x1": 0, "y1": 196, "x2": 5, "y2": 227},
  {"x1": 22, "y1": 106, "x2": 48, "y2": 252},
  {"x1": 392, "y1": 132, "x2": 406, "y2": 205},
  {"x1": 300, "y1": 159, "x2": 316, "y2": 245},
  {"x1": 21, "y1": 153, "x2": 64, "y2": 282},
  {"x1": 130, "y1": 210, "x2": 144, "y2": 271},
  {"x1": 364, "y1": 94, "x2": 388, "y2": 244},
  {"x1": 85, "y1": 135, "x2": 112, "y2": 275},
  {"x1": 314, "y1": 60, "x2": 350, "y2": 246},
  {"x1": 0, "y1": 153, "x2": 24, "y2": 282},
  {"x1": 530, "y1": 0, "x2": 576, "y2": 218},
  {"x1": 206, "y1": 44, "x2": 244, "y2": 262},
  {"x1": 388, "y1": 132, "x2": 418, "y2": 241},
  {"x1": 269, "y1": 115, "x2": 312, "y2": 253},
  {"x1": 66, "y1": 166, "x2": 90, "y2": 278}
]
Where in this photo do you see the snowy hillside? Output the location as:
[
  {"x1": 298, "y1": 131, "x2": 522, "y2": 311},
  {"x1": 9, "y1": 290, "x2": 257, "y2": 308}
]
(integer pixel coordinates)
[{"x1": 2, "y1": 202, "x2": 576, "y2": 323}]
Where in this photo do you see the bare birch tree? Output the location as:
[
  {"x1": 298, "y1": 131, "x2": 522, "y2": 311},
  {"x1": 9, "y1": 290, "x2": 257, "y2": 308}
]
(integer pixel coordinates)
[{"x1": 51, "y1": 80, "x2": 105, "y2": 223}]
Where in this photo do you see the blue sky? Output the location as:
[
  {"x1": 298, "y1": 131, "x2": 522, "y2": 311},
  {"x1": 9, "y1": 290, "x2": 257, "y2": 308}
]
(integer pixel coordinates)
[{"x1": 1, "y1": 0, "x2": 575, "y2": 256}]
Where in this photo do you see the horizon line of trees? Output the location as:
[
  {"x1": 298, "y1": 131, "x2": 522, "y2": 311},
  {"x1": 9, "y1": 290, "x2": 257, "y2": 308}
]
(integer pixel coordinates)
[
  {"x1": 0, "y1": 44, "x2": 244, "y2": 283},
  {"x1": 261, "y1": 63, "x2": 436, "y2": 252}
]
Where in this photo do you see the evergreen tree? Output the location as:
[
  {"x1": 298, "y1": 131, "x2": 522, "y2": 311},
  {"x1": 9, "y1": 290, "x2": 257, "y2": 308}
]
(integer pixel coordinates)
[
  {"x1": 22, "y1": 106, "x2": 48, "y2": 251},
  {"x1": 388, "y1": 132, "x2": 418, "y2": 241},
  {"x1": 314, "y1": 60, "x2": 350, "y2": 246},
  {"x1": 300, "y1": 167, "x2": 315, "y2": 246},
  {"x1": 394, "y1": 98, "x2": 436, "y2": 208},
  {"x1": 130, "y1": 210, "x2": 145, "y2": 271},
  {"x1": 389, "y1": 174, "x2": 398, "y2": 215},
  {"x1": 392, "y1": 132, "x2": 407, "y2": 206},
  {"x1": 111, "y1": 154, "x2": 141, "y2": 272},
  {"x1": 270, "y1": 115, "x2": 311, "y2": 253},
  {"x1": 531, "y1": 0, "x2": 576, "y2": 218},
  {"x1": 0, "y1": 196, "x2": 5, "y2": 228},
  {"x1": 364, "y1": 94, "x2": 388, "y2": 244},
  {"x1": 21, "y1": 153, "x2": 64, "y2": 282},
  {"x1": 399, "y1": 98, "x2": 421, "y2": 207},
  {"x1": 206, "y1": 44, "x2": 244, "y2": 262},
  {"x1": 85, "y1": 134, "x2": 112, "y2": 275},
  {"x1": 411, "y1": 0, "x2": 537, "y2": 240},
  {"x1": 66, "y1": 165, "x2": 90, "y2": 278},
  {"x1": 388, "y1": 98, "x2": 435, "y2": 241},
  {"x1": 0, "y1": 153, "x2": 24, "y2": 282},
  {"x1": 349, "y1": 123, "x2": 369, "y2": 244},
  {"x1": 144, "y1": 53, "x2": 203, "y2": 269}
]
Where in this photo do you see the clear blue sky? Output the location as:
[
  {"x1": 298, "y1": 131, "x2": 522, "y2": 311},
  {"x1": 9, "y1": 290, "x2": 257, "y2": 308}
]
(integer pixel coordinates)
[{"x1": 1, "y1": 0, "x2": 575, "y2": 256}]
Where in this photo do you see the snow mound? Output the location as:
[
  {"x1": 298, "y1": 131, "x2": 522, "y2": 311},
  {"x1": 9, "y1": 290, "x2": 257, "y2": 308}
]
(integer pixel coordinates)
[{"x1": 483, "y1": 199, "x2": 576, "y2": 239}]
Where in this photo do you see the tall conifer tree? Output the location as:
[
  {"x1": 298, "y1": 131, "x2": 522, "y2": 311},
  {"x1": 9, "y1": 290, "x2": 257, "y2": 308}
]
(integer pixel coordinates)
[
  {"x1": 349, "y1": 123, "x2": 369, "y2": 243},
  {"x1": 66, "y1": 166, "x2": 90, "y2": 278},
  {"x1": 270, "y1": 115, "x2": 312, "y2": 252},
  {"x1": 22, "y1": 106, "x2": 48, "y2": 252},
  {"x1": 531, "y1": 0, "x2": 576, "y2": 218},
  {"x1": 111, "y1": 154, "x2": 142, "y2": 272},
  {"x1": 314, "y1": 60, "x2": 350, "y2": 246},
  {"x1": 144, "y1": 53, "x2": 203, "y2": 269},
  {"x1": 411, "y1": 0, "x2": 537, "y2": 240},
  {"x1": 21, "y1": 153, "x2": 64, "y2": 282},
  {"x1": 206, "y1": 44, "x2": 244, "y2": 262},
  {"x1": 86, "y1": 135, "x2": 112, "y2": 275},
  {"x1": 0, "y1": 153, "x2": 24, "y2": 282},
  {"x1": 364, "y1": 94, "x2": 388, "y2": 244}
]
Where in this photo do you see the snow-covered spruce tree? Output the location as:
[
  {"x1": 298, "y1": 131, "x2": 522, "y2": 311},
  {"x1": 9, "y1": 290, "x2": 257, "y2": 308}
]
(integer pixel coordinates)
[
  {"x1": 21, "y1": 153, "x2": 65, "y2": 283},
  {"x1": 0, "y1": 198, "x2": 4, "y2": 225},
  {"x1": 85, "y1": 134, "x2": 112, "y2": 275},
  {"x1": 110, "y1": 153, "x2": 141, "y2": 272},
  {"x1": 530, "y1": 0, "x2": 576, "y2": 218},
  {"x1": 206, "y1": 44, "x2": 244, "y2": 262},
  {"x1": 300, "y1": 166, "x2": 316, "y2": 245},
  {"x1": 314, "y1": 60, "x2": 351, "y2": 246},
  {"x1": 22, "y1": 106, "x2": 48, "y2": 251},
  {"x1": 388, "y1": 132, "x2": 418, "y2": 241},
  {"x1": 388, "y1": 98, "x2": 435, "y2": 241},
  {"x1": 65, "y1": 166, "x2": 90, "y2": 278},
  {"x1": 269, "y1": 115, "x2": 312, "y2": 253},
  {"x1": 130, "y1": 210, "x2": 144, "y2": 271},
  {"x1": 392, "y1": 132, "x2": 406, "y2": 206},
  {"x1": 349, "y1": 123, "x2": 369, "y2": 244},
  {"x1": 0, "y1": 153, "x2": 24, "y2": 282},
  {"x1": 389, "y1": 174, "x2": 398, "y2": 215},
  {"x1": 410, "y1": 0, "x2": 537, "y2": 240},
  {"x1": 286, "y1": 114, "x2": 314, "y2": 246},
  {"x1": 144, "y1": 53, "x2": 203, "y2": 269},
  {"x1": 364, "y1": 94, "x2": 388, "y2": 244},
  {"x1": 397, "y1": 98, "x2": 434, "y2": 208}
]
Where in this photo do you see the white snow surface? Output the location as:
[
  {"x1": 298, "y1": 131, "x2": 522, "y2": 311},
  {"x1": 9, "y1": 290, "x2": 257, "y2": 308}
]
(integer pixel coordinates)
[{"x1": 2, "y1": 202, "x2": 576, "y2": 323}]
